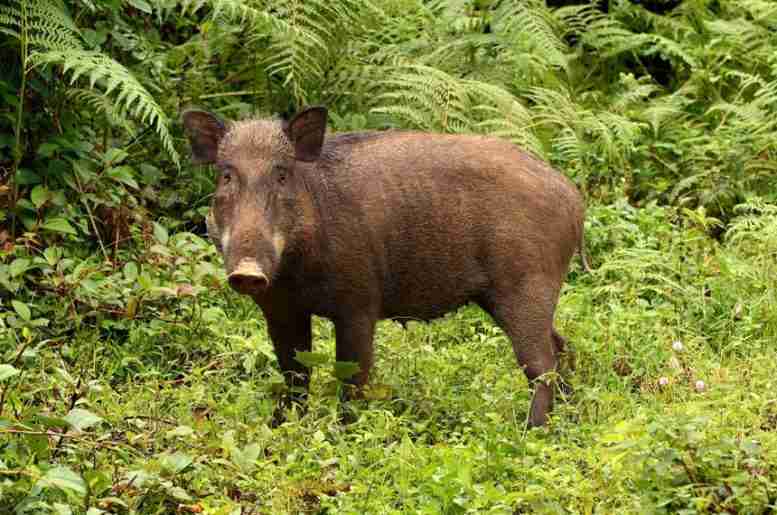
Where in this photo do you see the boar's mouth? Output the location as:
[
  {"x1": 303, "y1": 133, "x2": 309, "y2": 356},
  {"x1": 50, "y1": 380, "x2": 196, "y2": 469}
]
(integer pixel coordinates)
[{"x1": 227, "y1": 258, "x2": 269, "y2": 296}]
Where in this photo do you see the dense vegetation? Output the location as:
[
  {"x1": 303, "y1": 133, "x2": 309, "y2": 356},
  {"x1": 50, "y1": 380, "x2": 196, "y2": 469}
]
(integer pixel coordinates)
[{"x1": 1, "y1": 0, "x2": 776, "y2": 512}]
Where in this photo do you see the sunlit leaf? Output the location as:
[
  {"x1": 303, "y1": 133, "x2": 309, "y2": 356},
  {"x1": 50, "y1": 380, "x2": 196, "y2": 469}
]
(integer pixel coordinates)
[
  {"x1": 294, "y1": 351, "x2": 329, "y2": 368},
  {"x1": 30, "y1": 185, "x2": 52, "y2": 208},
  {"x1": 37, "y1": 466, "x2": 87, "y2": 497},
  {"x1": 0, "y1": 364, "x2": 21, "y2": 381},
  {"x1": 64, "y1": 408, "x2": 104, "y2": 431},
  {"x1": 159, "y1": 451, "x2": 193, "y2": 474},
  {"x1": 333, "y1": 360, "x2": 361, "y2": 380},
  {"x1": 42, "y1": 217, "x2": 78, "y2": 235},
  {"x1": 12, "y1": 300, "x2": 31, "y2": 321},
  {"x1": 153, "y1": 222, "x2": 169, "y2": 245}
]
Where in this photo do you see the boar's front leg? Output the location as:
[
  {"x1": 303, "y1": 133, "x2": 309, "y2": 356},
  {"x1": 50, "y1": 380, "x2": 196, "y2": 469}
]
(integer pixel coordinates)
[
  {"x1": 334, "y1": 315, "x2": 377, "y2": 418},
  {"x1": 266, "y1": 314, "x2": 312, "y2": 427}
]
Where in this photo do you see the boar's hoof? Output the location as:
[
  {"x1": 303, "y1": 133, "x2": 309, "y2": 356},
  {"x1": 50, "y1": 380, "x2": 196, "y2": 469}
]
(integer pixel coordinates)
[{"x1": 270, "y1": 394, "x2": 308, "y2": 428}]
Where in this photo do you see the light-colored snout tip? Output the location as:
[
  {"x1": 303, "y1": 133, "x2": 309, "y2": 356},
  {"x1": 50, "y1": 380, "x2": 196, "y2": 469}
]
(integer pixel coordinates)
[{"x1": 227, "y1": 260, "x2": 269, "y2": 295}]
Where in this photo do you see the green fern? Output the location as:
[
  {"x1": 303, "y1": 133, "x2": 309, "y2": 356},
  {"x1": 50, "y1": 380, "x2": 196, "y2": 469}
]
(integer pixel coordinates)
[
  {"x1": 2, "y1": 0, "x2": 179, "y2": 166},
  {"x1": 66, "y1": 88, "x2": 136, "y2": 136},
  {"x1": 0, "y1": 0, "x2": 81, "y2": 51},
  {"x1": 31, "y1": 50, "x2": 179, "y2": 165},
  {"x1": 494, "y1": 0, "x2": 568, "y2": 71},
  {"x1": 373, "y1": 64, "x2": 543, "y2": 155},
  {"x1": 191, "y1": 0, "x2": 380, "y2": 106},
  {"x1": 727, "y1": 198, "x2": 777, "y2": 255}
]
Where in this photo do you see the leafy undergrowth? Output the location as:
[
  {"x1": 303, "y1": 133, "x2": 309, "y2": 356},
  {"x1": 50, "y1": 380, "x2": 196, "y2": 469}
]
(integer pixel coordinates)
[{"x1": 2, "y1": 197, "x2": 777, "y2": 514}]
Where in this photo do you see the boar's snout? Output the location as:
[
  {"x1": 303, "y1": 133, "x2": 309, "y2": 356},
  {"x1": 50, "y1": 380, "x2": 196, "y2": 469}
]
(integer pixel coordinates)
[{"x1": 227, "y1": 259, "x2": 269, "y2": 296}]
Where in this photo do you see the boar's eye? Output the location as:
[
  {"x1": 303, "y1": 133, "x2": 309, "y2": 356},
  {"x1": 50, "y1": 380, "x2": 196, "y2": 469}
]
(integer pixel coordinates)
[
  {"x1": 275, "y1": 165, "x2": 287, "y2": 185},
  {"x1": 218, "y1": 164, "x2": 234, "y2": 184}
]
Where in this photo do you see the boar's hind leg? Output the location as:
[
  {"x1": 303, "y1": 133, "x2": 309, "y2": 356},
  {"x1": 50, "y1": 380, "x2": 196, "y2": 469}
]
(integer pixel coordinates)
[
  {"x1": 480, "y1": 279, "x2": 561, "y2": 428},
  {"x1": 551, "y1": 329, "x2": 574, "y2": 395},
  {"x1": 266, "y1": 314, "x2": 312, "y2": 427}
]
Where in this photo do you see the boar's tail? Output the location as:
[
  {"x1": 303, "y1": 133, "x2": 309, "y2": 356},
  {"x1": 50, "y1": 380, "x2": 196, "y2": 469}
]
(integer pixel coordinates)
[{"x1": 578, "y1": 233, "x2": 593, "y2": 273}]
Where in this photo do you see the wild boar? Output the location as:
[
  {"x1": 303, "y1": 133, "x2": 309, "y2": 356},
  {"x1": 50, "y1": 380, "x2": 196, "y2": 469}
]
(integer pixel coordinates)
[{"x1": 183, "y1": 106, "x2": 589, "y2": 427}]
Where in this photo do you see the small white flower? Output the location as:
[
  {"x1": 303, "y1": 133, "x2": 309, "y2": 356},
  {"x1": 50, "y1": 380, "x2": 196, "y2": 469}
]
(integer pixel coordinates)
[
  {"x1": 672, "y1": 340, "x2": 684, "y2": 352},
  {"x1": 695, "y1": 380, "x2": 706, "y2": 392},
  {"x1": 659, "y1": 377, "x2": 669, "y2": 386}
]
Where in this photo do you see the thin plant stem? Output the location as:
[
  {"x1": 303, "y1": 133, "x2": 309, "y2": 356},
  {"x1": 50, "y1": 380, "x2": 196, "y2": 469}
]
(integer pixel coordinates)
[{"x1": 11, "y1": 0, "x2": 30, "y2": 237}]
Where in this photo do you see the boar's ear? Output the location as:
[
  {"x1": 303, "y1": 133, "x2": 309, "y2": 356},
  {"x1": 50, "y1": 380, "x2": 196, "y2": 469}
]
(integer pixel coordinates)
[
  {"x1": 284, "y1": 106, "x2": 327, "y2": 162},
  {"x1": 182, "y1": 110, "x2": 227, "y2": 165}
]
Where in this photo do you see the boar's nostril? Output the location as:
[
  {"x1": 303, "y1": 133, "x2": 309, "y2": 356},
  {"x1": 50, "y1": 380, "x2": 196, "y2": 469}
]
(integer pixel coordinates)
[
  {"x1": 227, "y1": 261, "x2": 269, "y2": 295},
  {"x1": 228, "y1": 272, "x2": 269, "y2": 295}
]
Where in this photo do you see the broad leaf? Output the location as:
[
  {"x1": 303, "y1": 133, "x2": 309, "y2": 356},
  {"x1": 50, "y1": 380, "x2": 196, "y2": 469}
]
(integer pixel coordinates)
[
  {"x1": 9, "y1": 258, "x2": 31, "y2": 277},
  {"x1": 123, "y1": 261, "x2": 138, "y2": 281},
  {"x1": 64, "y1": 408, "x2": 103, "y2": 431},
  {"x1": 159, "y1": 451, "x2": 193, "y2": 474},
  {"x1": 37, "y1": 466, "x2": 87, "y2": 497},
  {"x1": 42, "y1": 217, "x2": 78, "y2": 235},
  {"x1": 107, "y1": 165, "x2": 139, "y2": 189},
  {"x1": 153, "y1": 222, "x2": 168, "y2": 245},
  {"x1": 0, "y1": 364, "x2": 21, "y2": 381},
  {"x1": 12, "y1": 300, "x2": 31, "y2": 321},
  {"x1": 127, "y1": 0, "x2": 152, "y2": 14},
  {"x1": 333, "y1": 360, "x2": 361, "y2": 380},
  {"x1": 294, "y1": 351, "x2": 329, "y2": 368},
  {"x1": 31, "y1": 185, "x2": 52, "y2": 208}
]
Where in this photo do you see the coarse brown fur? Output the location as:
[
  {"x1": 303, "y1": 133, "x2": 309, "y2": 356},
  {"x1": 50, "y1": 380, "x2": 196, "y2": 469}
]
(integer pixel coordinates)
[{"x1": 183, "y1": 107, "x2": 589, "y2": 428}]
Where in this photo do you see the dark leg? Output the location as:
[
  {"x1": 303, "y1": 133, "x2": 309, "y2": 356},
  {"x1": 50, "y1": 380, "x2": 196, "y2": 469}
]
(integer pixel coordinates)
[
  {"x1": 480, "y1": 279, "x2": 561, "y2": 428},
  {"x1": 266, "y1": 314, "x2": 312, "y2": 427},
  {"x1": 552, "y1": 328, "x2": 574, "y2": 395},
  {"x1": 334, "y1": 315, "x2": 377, "y2": 410}
]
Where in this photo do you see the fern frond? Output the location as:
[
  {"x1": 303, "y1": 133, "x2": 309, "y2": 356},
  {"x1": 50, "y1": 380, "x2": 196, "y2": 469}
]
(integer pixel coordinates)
[
  {"x1": 610, "y1": 74, "x2": 662, "y2": 114},
  {"x1": 637, "y1": 91, "x2": 691, "y2": 138},
  {"x1": 65, "y1": 88, "x2": 136, "y2": 136},
  {"x1": 528, "y1": 85, "x2": 643, "y2": 170},
  {"x1": 495, "y1": 0, "x2": 568, "y2": 70},
  {"x1": 0, "y1": 0, "x2": 82, "y2": 51},
  {"x1": 373, "y1": 64, "x2": 543, "y2": 155},
  {"x1": 31, "y1": 50, "x2": 179, "y2": 165},
  {"x1": 727, "y1": 198, "x2": 777, "y2": 251},
  {"x1": 704, "y1": 18, "x2": 771, "y2": 55},
  {"x1": 195, "y1": 0, "x2": 379, "y2": 106}
]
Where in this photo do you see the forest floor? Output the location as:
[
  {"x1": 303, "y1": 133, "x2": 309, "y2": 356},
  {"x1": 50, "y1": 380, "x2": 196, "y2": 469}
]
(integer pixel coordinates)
[{"x1": 3, "y1": 197, "x2": 777, "y2": 514}]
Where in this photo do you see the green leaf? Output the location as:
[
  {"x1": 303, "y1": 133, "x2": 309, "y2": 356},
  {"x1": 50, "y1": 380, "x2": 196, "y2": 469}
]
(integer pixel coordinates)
[
  {"x1": 127, "y1": 0, "x2": 152, "y2": 14},
  {"x1": 123, "y1": 261, "x2": 138, "y2": 281},
  {"x1": 294, "y1": 351, "x2": 329, "y2": 368},
  {"x1": 333, "y1": 360, "x2": 361, "y2": 380},
  {"x1": 166, "y1": 485, "x2": 193, "y2": 501},
  {"x1": 159, "y1": 451, "x2": 193, "y2": 474},
  {"x1": 64, "y1": 408, "x2": 103, "y2": 431},
  {"x1": 37, "y1": 466, "x2": 87, "y2": 497},
  {"x1": 42, "y1": 218, "x2": 78, "y2": 235},
  {"x1": 44, "y1": 247, "x2": 62, "y2": 265},
  {"x1": 33, "y1": 413, "x2": 71, "y2": 429},
  {"x1": 103, "y1": 147, "x2": 128, "y2": 165},
  {"x1": 0, "y1": 364, "x2": 21, "y2": 381},
  {"x1": 107, "y1": 165, "x2": 139, "y2": 189},
  {"x1": 53, "y1": 503, "x2": 74, "y2": 515},
  {"x1": 38, "y1": 142, "x2": 61, "y2": 158},
  {"x1": 231, "y1": 443, "x2": 262, "y2": 472},
  {"x1": 12, "y1": 300, "x2": 31, "y2": 321},
  {"x1": 9, "y1": 258, "x2": 31, "y2": 277},
  {"x1": 31, "y1": 185, "x2": 52, "y2": 208},
  {"x1": 153, "y1": 222, "x2": 168, "y2": 245},
  {"x1": 166, "y1": 425, "x2": 194, "y2": 438},
  {"x1": 15, "y1": 168, "x2": 41, "y2": 185}
]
